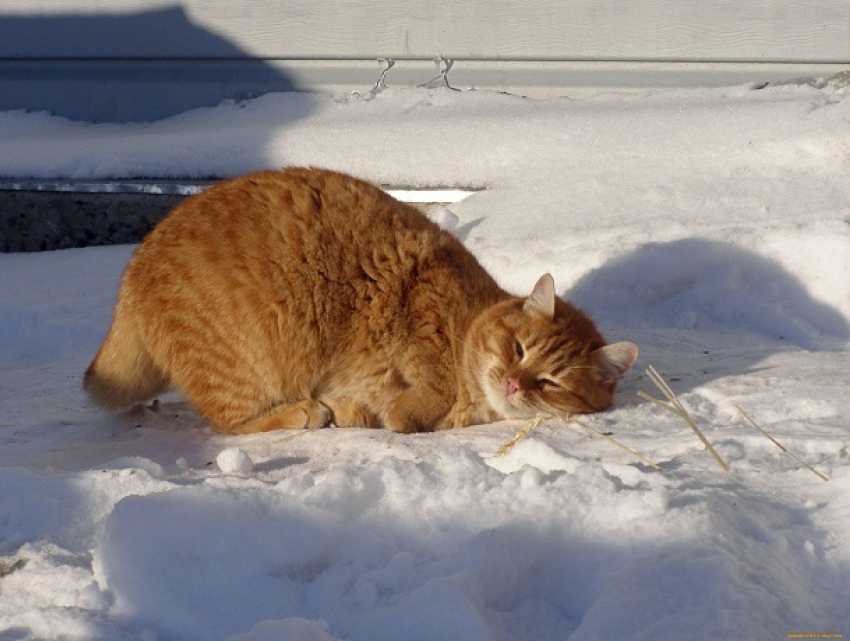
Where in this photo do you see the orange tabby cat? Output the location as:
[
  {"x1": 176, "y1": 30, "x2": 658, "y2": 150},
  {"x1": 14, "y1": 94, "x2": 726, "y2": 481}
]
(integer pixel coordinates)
[{"x1": 85, "y1": 167, "x2": 638, "y2": 434}]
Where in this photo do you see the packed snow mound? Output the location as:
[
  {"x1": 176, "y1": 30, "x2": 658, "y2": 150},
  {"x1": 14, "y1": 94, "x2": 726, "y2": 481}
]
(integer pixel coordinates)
[
  {"x1": 1, "y1": 81, "x2": 849, "y2": 639},
  {"x1": 569, "y1": 237, "x2": 850, "y2": 348},
  {"x1": 217, "y1": 447, "x2": 255, "y2": 475}
]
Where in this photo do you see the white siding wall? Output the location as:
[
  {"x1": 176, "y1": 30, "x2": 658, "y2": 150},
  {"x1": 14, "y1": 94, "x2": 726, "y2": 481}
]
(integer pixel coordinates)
[{"x1": 1, "y1": 0, "x2": 848, "y2": 122}]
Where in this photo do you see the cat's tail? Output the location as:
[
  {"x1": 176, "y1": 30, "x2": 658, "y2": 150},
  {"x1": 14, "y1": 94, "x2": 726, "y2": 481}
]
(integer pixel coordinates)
[{"x1": 84, "y1": 308, "x2": 170, "y2": 409}]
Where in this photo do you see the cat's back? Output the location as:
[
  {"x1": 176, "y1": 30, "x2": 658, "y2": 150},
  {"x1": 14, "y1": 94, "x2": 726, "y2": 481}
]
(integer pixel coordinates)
[
  {"x1": 122, "y1": 167, "x2": 494, "y2": 335},
  {"x1": 134, "y1": 167, "x2": 433, "y2": 261},
  {"x1": 125, "y1": 168, "x2": 431, "y2": 287}
]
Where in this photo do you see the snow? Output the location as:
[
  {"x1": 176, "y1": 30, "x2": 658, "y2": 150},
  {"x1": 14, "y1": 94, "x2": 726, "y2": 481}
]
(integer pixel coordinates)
[
  {"x1": 1, "y1": 78, "x2": 849, "y2": 640},
  {"x1": 216, "y1": 447, "x2": 255, "y2": 475}
]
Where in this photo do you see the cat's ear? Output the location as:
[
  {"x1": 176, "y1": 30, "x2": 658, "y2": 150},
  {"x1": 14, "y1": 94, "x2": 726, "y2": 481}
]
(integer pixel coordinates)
[
  {"x1": 594, "y1": 341, "x2": 639, "y2": 384},
  {"x1": 524, "y1": 273, "x2": 556, "y2": 319}
]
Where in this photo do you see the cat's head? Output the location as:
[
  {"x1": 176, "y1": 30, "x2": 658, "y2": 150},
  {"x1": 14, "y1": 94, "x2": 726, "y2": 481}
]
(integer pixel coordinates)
[{"x1": 466, "y1": 274, "x2": 638, "y2": 420}]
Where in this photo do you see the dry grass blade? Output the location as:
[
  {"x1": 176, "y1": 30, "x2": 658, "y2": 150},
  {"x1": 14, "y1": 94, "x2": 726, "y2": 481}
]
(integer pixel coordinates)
[
  {"x1": 494, "y1": 415, "x2": 544, "y2": 456},
  {"x1": 645, "y1": 366, "x2": 679, "y2": 405},
  {"x1": 734, "y1": 404, "x2": 829, "y2": 482},
  {"x1": 567, "y1": 416, "x2": 664, "y2": 471},
  {"x1": 641, "y1": 366, "x2": 730, "y2": 473},
  {"x1": 0, "y1": 558, "x2": 26, "y2": 578},
  {"x1": 637, "y1": 391, "x2": 684, "y2": 418},
  {"x1": 493, "y1": 413, "x2": 662, "y2": 471},
  {"x1": 273, "y1": 429, "x2": 313, "y2": 444}
]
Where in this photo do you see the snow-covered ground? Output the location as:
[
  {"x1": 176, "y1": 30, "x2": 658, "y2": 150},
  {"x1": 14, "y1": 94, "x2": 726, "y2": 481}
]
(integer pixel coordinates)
[{"x1": 1, "y1": 77, "x2": 849, "y2": 640}]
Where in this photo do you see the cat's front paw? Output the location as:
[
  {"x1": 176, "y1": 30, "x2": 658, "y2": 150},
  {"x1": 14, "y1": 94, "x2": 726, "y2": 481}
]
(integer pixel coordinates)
[
  {"x1": 384, "y1": 390, "x2": 450, "y2": 433},
  {"x1": 384, "y1": 409, "x2": 420, "y2": 434},
  {"x1": 300, "y1": 400, "x2": 332, "y2": 429},
  {"x1": 224, "y1": 399, "x2": 332, "y2": 433}
]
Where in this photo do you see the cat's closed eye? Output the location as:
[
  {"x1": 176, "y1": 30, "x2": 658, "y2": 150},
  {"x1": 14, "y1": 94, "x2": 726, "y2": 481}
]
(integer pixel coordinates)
[
  {"x1": 538, "y1": 378, "x2": 559, "y2": 390},
  {"x1": 514, "y1": 340, "x2": 525, "y2": 360}
]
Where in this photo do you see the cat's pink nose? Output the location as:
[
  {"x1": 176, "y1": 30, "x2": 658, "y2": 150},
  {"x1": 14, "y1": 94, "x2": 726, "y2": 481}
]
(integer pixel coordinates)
[{"x1": 506, "y1": 377, "x2": 522, "y2": 396}]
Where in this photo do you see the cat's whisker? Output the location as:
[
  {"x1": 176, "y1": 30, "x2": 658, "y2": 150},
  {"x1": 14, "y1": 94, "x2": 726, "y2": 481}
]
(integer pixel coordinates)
[
  {"x1": 441, "y1": 326, "x2": 488, "y2": 365},
  {"x1": 557, "y1": 365, "x2": 601, "y2": 376}
]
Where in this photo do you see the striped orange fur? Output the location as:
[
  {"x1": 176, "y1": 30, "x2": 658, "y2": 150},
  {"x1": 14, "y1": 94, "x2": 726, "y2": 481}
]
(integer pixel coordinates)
[{"x1": 84, "y1": 167, "x2": 637, "y2": 433}]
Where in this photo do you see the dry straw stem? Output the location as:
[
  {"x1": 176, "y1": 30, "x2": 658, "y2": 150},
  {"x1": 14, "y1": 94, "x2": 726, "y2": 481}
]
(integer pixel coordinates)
[
  {"x1": 494, "y1": 413, "x2": 664, "y2": 472},
  {"x1": 638, "y1": 365, "x2": 731, "y2": 473},
  {"x1": 566, "y1": 416, "x2": 664, "y2": 471},
  {"x1": 734, "y1": 404, "x2": 829, "y2": 482},
  {"x1": 495, "y1": 415, "x2": 543, "y2": 456},
  {"x1": 273, "y1": 429, "x2": 313, "y2": 444}
]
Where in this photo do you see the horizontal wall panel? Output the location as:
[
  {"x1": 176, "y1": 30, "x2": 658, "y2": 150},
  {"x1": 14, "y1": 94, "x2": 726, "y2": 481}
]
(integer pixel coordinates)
[
  {"x1": 0, "y1": 59, "x2": 303, "y2": 122},
  {"x1": 1, "y1": 1, "x2": 847, "y2": 63},
  {"x1": 1, "y1": 59, "x2": 845, "y2": 123},
  {"x1": 1, "y1": 1, "x2": 847, "y2": 122}
]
